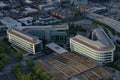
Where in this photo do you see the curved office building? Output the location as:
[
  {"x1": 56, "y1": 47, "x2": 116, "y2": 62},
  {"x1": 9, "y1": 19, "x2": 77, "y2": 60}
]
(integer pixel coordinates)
[{"x1": 70, "y1": 28, "x2": 115, "y2": 64}]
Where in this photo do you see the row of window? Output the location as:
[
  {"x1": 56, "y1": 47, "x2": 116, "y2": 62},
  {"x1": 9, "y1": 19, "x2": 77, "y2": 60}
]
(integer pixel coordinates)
[
  {"x1": 8, "y1": 33, "x2": 35, "y2": 53},
  {"x1": 70, "y1": 40, "x2": 113, "y2": 63}
]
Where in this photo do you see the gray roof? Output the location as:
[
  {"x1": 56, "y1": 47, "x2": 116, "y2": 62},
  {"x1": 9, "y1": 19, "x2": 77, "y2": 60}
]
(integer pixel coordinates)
[
  {"x1": 16, "y1": 24, "x2": 69, "y2": 31},
  {"x1": 71, "y1": 28, "x2": 115, "y2": 51},
  {"x1": 46, "y1": 42, "x2": 68, "y2": 54},
  {"x1": 0, "y1": 17, "x2": 21, "y2": 27},
  {"x1": 0, "y1": 2, "x2": 8, "y2": 7},
  {"x1": 0, "y1": 11, "x2": 3, "y2": 16},
  {"x1": 87, "y1": 13, "x2": 120, "y2": 33},
  {"x1": 7, "y1": 28, "x2": 41, "y2": 44}
]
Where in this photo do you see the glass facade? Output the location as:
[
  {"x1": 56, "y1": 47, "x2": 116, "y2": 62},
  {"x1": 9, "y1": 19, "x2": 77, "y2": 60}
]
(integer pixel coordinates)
[
  {"x1": 50, "y1": 30, "x2": 67, "y2": 43},
  {"x1": 27, "y1": 30, "x2": 45, "y2": 40},
  {"x1": 35, "y1": 43, "x2": 43, "y2": 53},
  {"x1": 26, "y1": 29, "x2": 67, "y2": 43}
]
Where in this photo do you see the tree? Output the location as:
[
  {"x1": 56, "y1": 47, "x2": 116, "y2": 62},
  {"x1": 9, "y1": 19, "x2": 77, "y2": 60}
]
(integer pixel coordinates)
[
  {"x1": 41, "y1": 72, "x2": 51, "y2": 80},
  {"x1": 21, "y1": 73, "x2": 32, "y2": 80},
  {"x1": 0, "y1": 53, "x2": 10, "y2": 64},
  {"x1": 12, "y1": 64, "x2": 25, "y2": 80},
  {"x1": 113, "y1": 59, "x2": 120, "y2": 71},
  {"x1": 50, "y1": 78, "x2": 56, "y2": 80},
  {"x1": 15, "y1": 51, "x2": 23, "y2": 61},
  {"x1": 0, "y1": 53, "x2": 10, "y2": 71},
  {"x1": 0, "y1": 47, "x2": 5, "y2": 53},
  {"x1": 12, "y1": 64, "x2": 22, "y2": 74},
  {"x1": 0, "y1": 61, "x2": 4, "y2": 71},
  {"x1": 32, "y1": 66, "x2": 43, "y2": 75},
  {"x1": 2, "y1": 55, "x2": 9, "y2": 64},
  {"x1": 108, "y1": 78, "x2": 113, "y2": 80},
  {"x1": 26, "y1": 59, "x2": 33, "y2": 68},
  {"x1": 74, "y1": 10, "x2": 80, "y2": 17},
  {"x1": 32, "y1": 74, "x2": 39, "y2": 80}
]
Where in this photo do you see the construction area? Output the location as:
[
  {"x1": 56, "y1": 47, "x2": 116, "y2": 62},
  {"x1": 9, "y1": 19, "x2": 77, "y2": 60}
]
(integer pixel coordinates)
[{"x1": 34, "y1": 52, "x2": 112, "y2": 80}]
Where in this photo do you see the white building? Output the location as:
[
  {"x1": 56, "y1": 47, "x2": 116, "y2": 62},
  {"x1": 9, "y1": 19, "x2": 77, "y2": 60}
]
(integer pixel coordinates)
[
  {"x1": 46, "y1": 42, "x2": 68, "y2": 54},
  {"x1": 0, "y1": 2, "x2": 9, "y2": 8},
  {"x1": 7, "y1": 28, "x2": 43, "y2": 54},
  {"x1": 23, "y1": 7, "x2": 38, "y2": 14},
  {"x1": 71, "y1": 0, "x2": 88, "y2": 5},
  {"x1": 38, "y1": 4, "x2": 57, "y2": 11},
  {"x1": 47, "y1": 0, "x2": 60, "y2": 3},
  {"x1": 70, "y1": 28, "x2": 115, "y2": 64},
  {"x1": 25, "y1": 0, "x2": 33, "y2": 4},
  {"x1": 18, "y1": 17, "x2": 33, "y2": 26},
  {"x1": 88, "y1": 7, "x2": 107, "y2": 13},
  {"x1": 0, "y1": 17, "x2": 22, "y2": 28}
]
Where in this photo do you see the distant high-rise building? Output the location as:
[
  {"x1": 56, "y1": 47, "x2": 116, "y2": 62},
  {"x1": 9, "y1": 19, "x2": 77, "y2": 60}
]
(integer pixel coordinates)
[{"x1": 70, "y1": 28, "x2": 115, "y2": 64}]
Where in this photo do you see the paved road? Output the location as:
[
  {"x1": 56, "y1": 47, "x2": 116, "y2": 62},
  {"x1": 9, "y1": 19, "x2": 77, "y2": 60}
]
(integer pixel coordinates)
[
  {"x1": 104, "y1": 67, "x2": 120, "y2": 80},
  {"x1": 0, "y1": 36, "x2": 5, "y2": 40}
]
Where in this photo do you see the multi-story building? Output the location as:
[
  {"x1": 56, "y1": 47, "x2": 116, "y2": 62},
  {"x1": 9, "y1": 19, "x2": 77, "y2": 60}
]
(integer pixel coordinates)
[
  {"x1": 0, "y1": 17, "x2": 22, "y2": 28},
  {"x1": 50, "y1": 8, "x2": 73, "y2": 19},
  {"x1": 18, "y1": 24, "x2": 68, "y2": 43},
  {"x1": 71, "y1": 0, "x2": 88, "y2": 6},
  {"x1": 70, "y1": 28, "x2": 115, "y2": 64},
  {"x1": 7, "y1": 28, "x2": 43, "y2": 54}
]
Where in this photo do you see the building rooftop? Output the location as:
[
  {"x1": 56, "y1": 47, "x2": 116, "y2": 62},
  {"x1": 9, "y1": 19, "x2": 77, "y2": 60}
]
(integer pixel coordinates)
[
  {"x1": 0, "y1": 2, "x2": 8, "y2": 7},
  {"x1": 23, "y1": 7, "x2": 38, "y2": 14},
  {"x1": 70, "y1": 67, "x2": 112, "y2": 80},
  {"x1": 50, "y1": 8, "x2": 73, "y2": 19},
  {"x1": 0, "y1": 25, "x2": 6, "y2": 28},
  {"x1": 0, "y1": 17, "x2": 21, "y2": 27},
  {"x1": 25, "y1": 0, "x2": 33, "y2": 3},
  {"x1": 18, "y1": 17, "x2": 33, "y2": 25},
  {"x1": 88, "y1": 7, "x2": 107, "y2": 12},
  {"x1": 17, "y1": 24, "x2": 69, "y2": 31},
  {"x1": 87, "y1": 13, "x2": 120, "y2": 33},
  {"x1": 46, "y1": 42, "x2": 68, "y2": 54},
  {"x1": 71, "y1": 28, "x2": 115, "y2": 51},
  {"x1": 34, "y1": 52, "x2": 112, "y2": 80},
  {"x1": 0, "y1": 11, "x2": 3, "y2": 17},
  {"x1": 7, "y1": 28, "x2": 41, "y2": 44}
]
